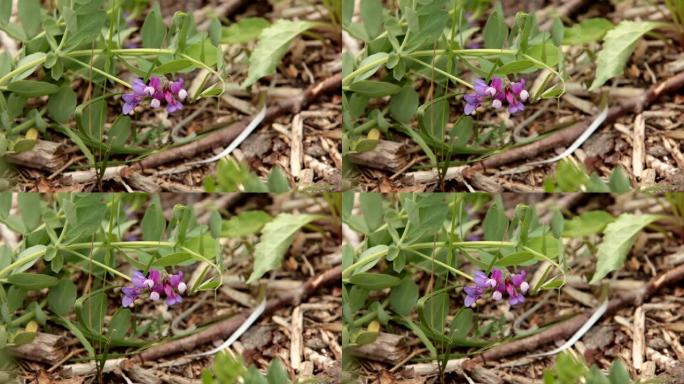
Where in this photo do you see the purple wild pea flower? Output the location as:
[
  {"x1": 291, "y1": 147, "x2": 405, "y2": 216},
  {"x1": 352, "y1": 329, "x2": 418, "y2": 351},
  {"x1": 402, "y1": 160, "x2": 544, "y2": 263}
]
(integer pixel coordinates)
[
  {"x1": 463, "y1": 77, "x2": 529, "y2": 116},
  {"x1": 121, "y1": 286, "x2": 140, "y2": 307},
  {"x1": 506, "y1": 282, "x2": 525, "y2": 306},
  {"x1": 463, "y1": 93, "x2": 483, "y2": 116},
  {"x1": 463, "y1": 268, "x2": 529, "y2": 307},
  {"x1": 121, "y1": 76, "x2": 188, "y2": 115},
  {"x1": 121, "y1": 268, "x2": 186, "y2": 307},
  {"x1": 464, "y1": 285, "x2": 484, "y2": 307}
]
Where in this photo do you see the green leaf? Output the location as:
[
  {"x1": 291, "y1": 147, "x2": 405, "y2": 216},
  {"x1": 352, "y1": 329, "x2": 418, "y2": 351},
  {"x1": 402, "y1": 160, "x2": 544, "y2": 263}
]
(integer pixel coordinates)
[
  {"x1": 483, "y1": 195, "x2": 508, "y2": 241},
  {"x1": 354, "y1": 52, "x2": 388, "y2": 81},
  {"x1": 348, "y1": 80, "x2": 402, "y2": 97},
  {"x1": 483, "y1": 6, "x2": 508, "y2": 49},
  {"x1": 221, "y1": 211, "x2": 272, "y2": 237},
  {"x1": 13, "y1": 245, "x2": 46, "y2": 273},
  {"x1": 67, "y1": 11, "x2": 106, "y2": 49},
  {"x1": 550, "y1": 209, "x2": 564, "y2": 238},
  {"x1": 7, "y1": 80, "x2": 59, "y2": 97},
  {"x1": 590, "y1": 214, "x2": 659, "y2": 284},
  {"x1": 551, "y1": 17, "x2": 564, "y2": 46},
  {"x1": 152, "y1": 59, "x2": 193, "y2": 74},
  {"x1": 247, "y1": 213, "x2": 317, "y2": 283},
  {"x1": 586, "y1": 366, "x2": 611, "y2": 384},
  {"x1": 185, "y1": 40, "x2": 219, "y2": 67},
  {"x1": 389, "y1": 277, "x2": 419, "y2": 316},
  {"x1": 450, "y1": 308, "x2": 473, "y2": 341},
  {"x1": 18, "y1": 193, "x2": 41, "y2": 231},
  {"x1": 109, "y1": 116, "x2": 131, "y2": 146},
  {"x1": 18, "y1": 0, "x2": 41, "y2": 39},
  {"x1": 360, "y1": 0, "x2": 383, "y2": 40},
  {"x1": 209, "y1": 16, "x2": 221, "y2": 46},
  {"x1": 562, "y1": 18, "x2": 613, "y2": 45},
  {"x1": 242, "y1": 20, "x2": 316, "y2": 87},
  {"x1": 153, "y1": 252, "x2": 193, "y2": 267},
  {"x1": 608, "y1": 166, "x2": 632, "y2": 193},
  {"x1": 209, "y1": 211, "x2": 222, "y2": 239},
  {"x1": 12, "y1": 52, "x2": 46, "y2": 81},
  {"x1": 389, "y1": 87, "x2": 419, "y2": 123},
  {"x1": 47, "y1": 85, "x2": 77, "y2": 124},
  {"x1": 608, "y1": 360, "x2": 631, "y2": 384},
  {"x1": 47, "y1": 279, "x2": 77, "y2": 316},
  {"x1": 266, "y1": 359, "x2": 290, "y2": 384},
  {"x1": 0, "y1": 193, "x2": 11, "y2": 219},
  {"x1": 7, "y1": 286, "x2": 26, "y2": 312},
  {"x1": 221, "y1": 17, "x2": 270, "y2": 44},
  {"x1": 563, "y1": 211, "x2": 615, "y2": 238},
  {"x1": 359, "y1": 193, "x2": 383, "y2": 232},
  {"x1": 267, "y1": 167, "x2": 290, "y2": 192},
  {"x1": 495, "y1": 251, "x2": 535, "y2": 267},
  {"x1": 0, "y1": 0, "x2": 11, "y2": 27},
  {"x1": 141, "y1": 196, "x2": 165, "y2": 241},
  {"x1": 8, "y1": 273, "x2": 59, "y2": 290},
  {"x1": 495, "y1": 60, "x2": 535, "y2": 75},
  {"x1": 419, "y1": 99, "x2": 449, "y2": 141},
  {"x1": 109, "y1": 309, "x2": 131, "y2": 339},
  {"x1": 141, "y1": 2, "x2": 165, "y2": 48},
  {"x1": 589, "y1": 21, "x2": 661, "y2": 91},
  {"x1": 0, "y1": 52, "x2": 11, "y2": 77},
  {"x1": 348, "y1": 272, "x2": 401, "y2": 290}
]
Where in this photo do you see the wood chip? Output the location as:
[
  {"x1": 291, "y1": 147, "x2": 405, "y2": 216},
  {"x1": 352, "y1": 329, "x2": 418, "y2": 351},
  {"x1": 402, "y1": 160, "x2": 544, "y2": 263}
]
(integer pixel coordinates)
[
  {"x1": 633, "y1": 114, "x2": 646, "y2": 178},
  {"x1": 290, "y1": 306, "x2": 303, "y2": 371},
  {"x1": 633, "y1": 306, "x2": 645, "y2": 370},
  {"x1": 290, "y1": 114, "x2": 304, "y2": 178}
]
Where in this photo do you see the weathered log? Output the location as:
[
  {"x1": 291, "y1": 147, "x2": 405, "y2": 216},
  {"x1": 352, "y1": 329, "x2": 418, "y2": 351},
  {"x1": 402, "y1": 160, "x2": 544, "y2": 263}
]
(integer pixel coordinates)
[
  {"x1": 349, "y1": 332, "x2": 407, "y2": 365},
  {"x1": 10, "y1": 332, "x2": 66, "y2": 364},
  {"x1": 6, "y1": 141, "x2": 67, "y2": 172},
  {"x1": 348, "y1": 140, "x2": 409, "y2": 172}
]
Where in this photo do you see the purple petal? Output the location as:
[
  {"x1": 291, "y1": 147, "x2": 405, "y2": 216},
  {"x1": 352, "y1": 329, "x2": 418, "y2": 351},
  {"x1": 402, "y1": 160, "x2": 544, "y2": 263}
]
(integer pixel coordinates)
[
  {"x1": 122, "y1": 295, "x2": 134, "y2": 307},
  {"x1": 510, "y1": 79, "x2": 526, "y2": 95},
  {"x1": 473, "y1": 78, "x2": 488, "y2": 96},
  {"x1": 148, "y1": 269, "x2": 161, "y2": 285},
  {"x1": 169, "y1": 271, "x2": 183, "y2": 288},
  {"x1": 490, "y1": 77, "x2": 504, "y2": 94},
  {"x1": 473, "y1": 271, "x2": 489, "y2": 288},
  {"x1": 131, "y1": 271, "x2": 146, "y2": 288},
  {"x1": 122, "y1": 93, "x2": 140, "y2": 104},
  {"x1": 122, "y1": 286, "x2": 140, "y2": 297},
  {"x1": 511, "y1": 270, "x2": 526, "y2": 287},
  {"x1": 149, "y1": 76, "x2": 162, "y2": 92},
  {"x1": 491, "y1": 269, "x2": 505, "y2": 287},
  {"x1": 122, "y1": 102, "x2": 135, "y2": 115},
  {"x1": 169, "y1": 78, "x2": 184, "y2": 94},
  {"x1": 464, "y1": 285, "x2": 483, "y2": 297},
  {"x1": 132, "y1": 78, "x2": 147, "y2": 96},
  {"x1": 464, "y1": 295, "x2": 476, "y2": 307}
]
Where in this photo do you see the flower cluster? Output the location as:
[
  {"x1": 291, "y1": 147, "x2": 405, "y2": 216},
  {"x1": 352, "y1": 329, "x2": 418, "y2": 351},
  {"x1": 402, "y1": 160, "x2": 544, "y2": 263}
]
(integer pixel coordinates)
[
  {"x1": 121, "y1": 269, "x2": 187, "y2": 307},
  {"x1": 463, "y1": 268, "x2": 529, "y2": 307},
  {"x1": 463, "y1": 76, "x2": 529, "y2": 115},
  {"x1": 122, "y1": 76, "x2": 188, "y2": 115}
]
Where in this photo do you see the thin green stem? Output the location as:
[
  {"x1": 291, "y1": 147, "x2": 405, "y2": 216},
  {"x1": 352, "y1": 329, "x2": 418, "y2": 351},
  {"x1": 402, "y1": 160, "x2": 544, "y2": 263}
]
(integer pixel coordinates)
[
  {"x1": 60, "y1": 248, "x2": 131, "y2": 281},
  {"x1": 62, "y1": 56, "x2": 132, "y2": 88},
  {"x1": 342, "y1": 240, "x2": 515, "y2": 278},
  {"x1": 402, "y1": 55, "x2": 473, "y2": 89},
  {"x1": 0, "y1": 241, "x2": 218, "y2": 278},
  {"x1": 0, "y1": 56, "x2": 48, "y2": 85},
  {"x1": 402, "y1": 247, "x2": 473, "y2": 281}
]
